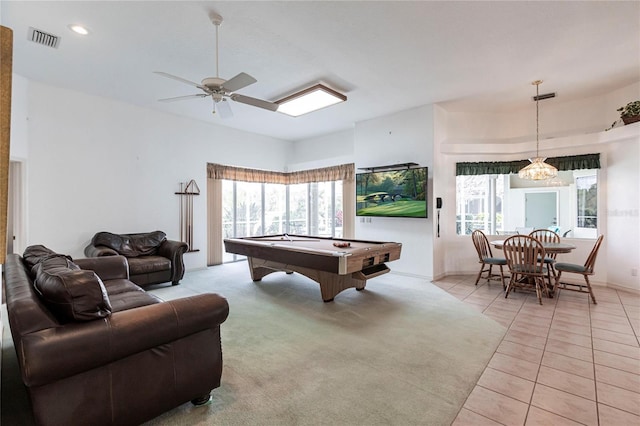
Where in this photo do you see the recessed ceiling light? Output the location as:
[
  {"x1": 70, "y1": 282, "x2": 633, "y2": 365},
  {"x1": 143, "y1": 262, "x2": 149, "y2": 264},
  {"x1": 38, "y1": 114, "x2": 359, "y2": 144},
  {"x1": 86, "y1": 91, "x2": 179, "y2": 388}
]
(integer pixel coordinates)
[
  {"x1": 68, "y1": 24, "x2": 90, "y2": 35},
  {"x1": 275, "y1": 84, "x2": 346, "y2": 117}
]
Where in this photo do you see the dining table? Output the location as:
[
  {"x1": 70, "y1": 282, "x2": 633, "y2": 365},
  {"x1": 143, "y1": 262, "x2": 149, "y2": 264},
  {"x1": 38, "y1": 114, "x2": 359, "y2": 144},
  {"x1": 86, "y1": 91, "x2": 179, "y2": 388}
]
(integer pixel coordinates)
[
  {"x1": 490, "y1": 239, "x2": 576, "y2": 297},
  {"x1": 490, "y1": 240, "x2": 576, "y2": 254}
]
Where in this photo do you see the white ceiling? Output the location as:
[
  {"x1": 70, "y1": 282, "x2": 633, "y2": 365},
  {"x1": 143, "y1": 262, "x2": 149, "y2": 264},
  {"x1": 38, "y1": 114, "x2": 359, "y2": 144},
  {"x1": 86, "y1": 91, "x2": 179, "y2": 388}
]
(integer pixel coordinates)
[{"x1": 2, "y1": 1, "x2": 639, "y2": 141}]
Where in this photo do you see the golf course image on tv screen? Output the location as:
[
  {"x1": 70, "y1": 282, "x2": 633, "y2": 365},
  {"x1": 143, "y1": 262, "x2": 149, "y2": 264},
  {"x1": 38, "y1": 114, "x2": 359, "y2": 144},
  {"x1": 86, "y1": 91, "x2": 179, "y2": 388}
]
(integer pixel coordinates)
[{"x1": 356, "y1": 167, "x2": 428, "y2": 218}]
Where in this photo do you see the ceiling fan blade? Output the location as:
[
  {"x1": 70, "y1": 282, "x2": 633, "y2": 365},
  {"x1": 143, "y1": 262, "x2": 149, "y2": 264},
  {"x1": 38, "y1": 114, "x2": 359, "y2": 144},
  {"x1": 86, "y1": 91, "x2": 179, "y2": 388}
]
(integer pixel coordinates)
[
  {"x1": 231, "y1": 93, "x2": 278, "y2": 112},
  {"x1": 221, "y1": 72, "x2": 257, "y2": 92},
  {"x1": 216, "y1": 99, "x2": 234, "y2": 119},
  {"x1": 154, "y1": 71, "x2": 208, "y2": 91},
  {"x1": 158, "y1": 93, "x2": 208, "y2": 102}
]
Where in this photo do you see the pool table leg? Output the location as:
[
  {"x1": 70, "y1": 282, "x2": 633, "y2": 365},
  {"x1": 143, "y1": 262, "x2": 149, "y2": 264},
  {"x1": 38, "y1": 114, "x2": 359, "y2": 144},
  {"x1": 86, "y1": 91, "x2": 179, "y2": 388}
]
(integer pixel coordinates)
[
  {"x1": 247, "y1": 258, "x2": 281, "y2": 281},
  {"x1": 246, "y1": 257, "x2": 367, "y2": 302},
  {"x1": 316, "y1": 270, "x2": 367, "y2": 302}
]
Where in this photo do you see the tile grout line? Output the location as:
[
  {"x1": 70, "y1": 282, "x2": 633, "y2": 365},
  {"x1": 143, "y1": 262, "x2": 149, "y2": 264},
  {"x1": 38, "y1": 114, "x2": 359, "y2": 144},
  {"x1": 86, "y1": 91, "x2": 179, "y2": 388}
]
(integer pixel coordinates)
[
  {"x1": 479, "y1": 282, "x2": 537, "y2": 426},
  {"x1": 521, "y1": 288, "x2": 558, "y2": 426},
  {"x1": 617, "y1": 289, "x2": 640, "y2": 347},
  {"x1": 586, "y1": 291, "x2": 601, "y2": 426}
]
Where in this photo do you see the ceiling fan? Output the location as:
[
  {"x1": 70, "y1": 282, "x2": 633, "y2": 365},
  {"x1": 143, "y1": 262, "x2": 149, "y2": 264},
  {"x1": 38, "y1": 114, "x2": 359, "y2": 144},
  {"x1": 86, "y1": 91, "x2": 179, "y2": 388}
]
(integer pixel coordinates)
[{"x1": 154, "y1": 13, "x2": 278, "y2": 118}]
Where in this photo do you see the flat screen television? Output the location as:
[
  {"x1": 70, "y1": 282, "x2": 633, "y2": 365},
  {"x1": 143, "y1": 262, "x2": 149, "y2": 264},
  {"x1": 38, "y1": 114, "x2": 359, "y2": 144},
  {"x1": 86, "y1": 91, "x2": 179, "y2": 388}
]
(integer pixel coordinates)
[{"x1": 356, "y1": 167, "x2": 428, "y2": 218}]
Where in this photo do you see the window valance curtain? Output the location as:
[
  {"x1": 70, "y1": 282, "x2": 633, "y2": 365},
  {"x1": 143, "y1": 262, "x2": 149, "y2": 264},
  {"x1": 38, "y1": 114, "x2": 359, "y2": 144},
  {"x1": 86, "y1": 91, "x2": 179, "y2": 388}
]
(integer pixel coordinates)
[
  {"x1": 207, "y1": 163, "x2": 355, "y2": 184},
  {"x1": 206, "y1": 162, "x2": 356, "y2": 266},
  {"x1": 456, "y1": 153, "x2": 600, "y2": 176}
]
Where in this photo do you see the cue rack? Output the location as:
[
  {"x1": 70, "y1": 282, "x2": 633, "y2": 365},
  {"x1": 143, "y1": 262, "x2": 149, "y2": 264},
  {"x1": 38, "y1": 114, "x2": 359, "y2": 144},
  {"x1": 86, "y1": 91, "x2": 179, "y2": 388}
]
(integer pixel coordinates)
[{"x1": 175, "y1": 179, "x2": 200, "y2": 253}]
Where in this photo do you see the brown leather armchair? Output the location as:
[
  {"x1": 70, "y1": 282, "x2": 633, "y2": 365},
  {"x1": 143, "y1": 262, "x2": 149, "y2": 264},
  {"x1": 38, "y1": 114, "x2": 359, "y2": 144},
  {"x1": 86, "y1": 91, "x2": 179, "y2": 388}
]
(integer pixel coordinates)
[
  {"x1": 84, "y1": 230, "x2": 188, "y2": 286},
  {"x1": 4, "y1": 247, "x2": 229, "y2": 426}
]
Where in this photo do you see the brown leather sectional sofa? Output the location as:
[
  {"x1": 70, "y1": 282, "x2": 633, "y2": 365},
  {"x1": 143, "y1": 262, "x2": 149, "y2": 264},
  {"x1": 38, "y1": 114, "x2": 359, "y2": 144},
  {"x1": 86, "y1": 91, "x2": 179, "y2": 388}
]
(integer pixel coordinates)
[
  {"x1": 3, "y1": 245, "x2": 229, "y2": 426},
  {"x1": 84, "y1": 230, "x2": 188, "y2": 286}
]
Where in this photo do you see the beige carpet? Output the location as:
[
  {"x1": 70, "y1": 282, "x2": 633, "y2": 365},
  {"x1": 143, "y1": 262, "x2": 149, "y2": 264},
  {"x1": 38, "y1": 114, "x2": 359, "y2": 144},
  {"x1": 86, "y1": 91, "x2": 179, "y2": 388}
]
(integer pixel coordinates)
[{"x1": 2, "y1": 262, "x2": 505, "y2": 425}]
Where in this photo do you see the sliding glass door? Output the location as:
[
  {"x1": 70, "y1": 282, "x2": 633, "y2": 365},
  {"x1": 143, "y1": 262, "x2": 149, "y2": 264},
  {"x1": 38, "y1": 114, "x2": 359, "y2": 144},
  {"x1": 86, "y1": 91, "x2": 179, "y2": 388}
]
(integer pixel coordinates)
[{"x1": 222, "y1": 180, "x2": 343, "y2": 262}]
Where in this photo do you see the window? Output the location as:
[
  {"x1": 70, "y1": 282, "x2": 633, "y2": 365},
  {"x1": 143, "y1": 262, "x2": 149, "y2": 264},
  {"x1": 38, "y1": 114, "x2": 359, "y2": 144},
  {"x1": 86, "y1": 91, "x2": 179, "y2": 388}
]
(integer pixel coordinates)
[
  {"x1": 456, "y1": 170, "x2": 598, "y2": 238},
  {"x1": 456, "y1": 175, "x2": 504, "y2": 235},
  {"x1": 264, "y1": 184, "x2": 287, "y2": 235},
  {"x1": 576, "y1": 174, "x2": 597, "y2": 229},
  {"x1": 222, "y1": 180, "x2": 343, "y2": 262},
  {"x1": 288, "y1": 183, "x2": 308, "y2": 234}
]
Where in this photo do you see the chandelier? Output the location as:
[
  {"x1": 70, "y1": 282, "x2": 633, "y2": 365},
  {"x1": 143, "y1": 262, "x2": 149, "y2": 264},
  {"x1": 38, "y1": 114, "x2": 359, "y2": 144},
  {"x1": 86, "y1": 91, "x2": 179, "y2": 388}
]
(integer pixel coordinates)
[{"x1": 518, "y1": 80, "x2": 558, "y2": 180}]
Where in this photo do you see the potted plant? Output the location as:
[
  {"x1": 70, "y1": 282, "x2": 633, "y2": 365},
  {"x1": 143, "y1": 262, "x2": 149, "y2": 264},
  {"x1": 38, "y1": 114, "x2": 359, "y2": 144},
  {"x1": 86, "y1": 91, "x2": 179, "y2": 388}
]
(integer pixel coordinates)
[
  {"x1": 606, "y1": 100, "x2": 640, "y2": 130},
  {"x1": 618, "y1": 100, "x2": 640, "y2": 124}
]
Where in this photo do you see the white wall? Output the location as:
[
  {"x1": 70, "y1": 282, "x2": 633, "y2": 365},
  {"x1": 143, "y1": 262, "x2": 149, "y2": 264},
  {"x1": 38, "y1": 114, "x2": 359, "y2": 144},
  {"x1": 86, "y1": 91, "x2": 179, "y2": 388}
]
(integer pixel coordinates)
[
  {"x1": 353, "y1": 105, "x2": 434, "y2": 278},
  {"x1": 9, "y1": 74, "x2": 28, "y2": 160},
  {"x1": 432, "y1": 105, "x2": 448, "y2": 279},
  {"x1": 20, "y1": 80, "x2": 292, "y2": 269},
  {"x1": 605, "y1": 139, "x2": 640, "y2": 293},
  {"x1": 287, "y1": 128, "x2": 354, "y2": 171},
  {"x1": 288, "y1": 106, "x2": 436, "y2": 279},
  {"x1": 9, "y1": 75, "x2": 30, "y2": 255},
  {"x1": 443, "y1": 82, "x2": 640, "y2": 148}
]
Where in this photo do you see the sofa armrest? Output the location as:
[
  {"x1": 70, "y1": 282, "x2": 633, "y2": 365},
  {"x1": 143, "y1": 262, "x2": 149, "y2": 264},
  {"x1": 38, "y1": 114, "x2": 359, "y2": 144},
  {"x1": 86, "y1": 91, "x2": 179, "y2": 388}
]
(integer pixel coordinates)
[
  {"x1": 19, "y1": 293, "x2": 229, "y2": 387},
  {"x1": 74, "y1": 256, "x2": 130, "y2": 281},
  {"x1": 157, "y1": 239, "x2": 189, "y2": 284},
  {"x1": 84, "y1": 244, "x2": 119, "y2": 258}
]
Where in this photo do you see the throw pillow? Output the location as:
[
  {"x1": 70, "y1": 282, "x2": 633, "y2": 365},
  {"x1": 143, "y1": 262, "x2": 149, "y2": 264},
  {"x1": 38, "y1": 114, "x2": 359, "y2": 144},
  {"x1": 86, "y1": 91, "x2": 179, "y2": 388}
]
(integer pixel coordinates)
[
  {"x1": 33, "y1": 256, "x2": 112, "y2": 322},
  {"x1": 23, "y1": 244, "x2": 72, "y2": 270}
]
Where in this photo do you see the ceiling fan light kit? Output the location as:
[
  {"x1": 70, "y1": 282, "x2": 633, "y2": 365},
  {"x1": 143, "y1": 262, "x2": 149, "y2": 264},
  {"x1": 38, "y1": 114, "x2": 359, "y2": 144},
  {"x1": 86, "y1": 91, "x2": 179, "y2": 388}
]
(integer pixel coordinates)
[
  {"x1": 154, "y1": 12, "x2": 278, "y2": 118},
  {"x1": 518, "y1": 80, "x2": 558, "y2": 181},
  {"x1": 275, "y1": 83, "x2": 347, "y2": 117}
]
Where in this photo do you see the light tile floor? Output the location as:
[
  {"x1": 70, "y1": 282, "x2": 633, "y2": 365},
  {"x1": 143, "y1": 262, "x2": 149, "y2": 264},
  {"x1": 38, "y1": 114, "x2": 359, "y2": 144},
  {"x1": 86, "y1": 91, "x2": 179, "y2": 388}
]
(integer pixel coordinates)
[{"x1": 434, "y1": 275, "x2": 640, "y2": 426}]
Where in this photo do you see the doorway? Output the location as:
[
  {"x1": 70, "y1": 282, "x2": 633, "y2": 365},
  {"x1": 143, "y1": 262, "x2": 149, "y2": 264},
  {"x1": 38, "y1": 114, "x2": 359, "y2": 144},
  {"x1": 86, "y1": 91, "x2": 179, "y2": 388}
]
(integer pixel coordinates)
[
  {"x1": 525, "y1": 192, "x2": 557, "y2": 229},
  {"x1": 6, "y1": 160, "x2": 23, "y2": 255}
]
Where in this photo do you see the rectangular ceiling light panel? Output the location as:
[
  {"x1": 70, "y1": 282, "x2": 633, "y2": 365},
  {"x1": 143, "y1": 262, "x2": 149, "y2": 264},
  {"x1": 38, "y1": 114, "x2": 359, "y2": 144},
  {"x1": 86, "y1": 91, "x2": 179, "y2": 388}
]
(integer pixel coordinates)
[{"x1": 276, "y1": 84, "x2": 346, "y2": 117}]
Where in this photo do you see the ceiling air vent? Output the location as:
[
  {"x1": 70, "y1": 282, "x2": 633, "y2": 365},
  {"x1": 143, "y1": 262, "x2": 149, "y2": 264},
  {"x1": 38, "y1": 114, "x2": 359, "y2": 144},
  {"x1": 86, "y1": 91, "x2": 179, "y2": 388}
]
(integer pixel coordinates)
[
  {"x1": 533, "y1": 92, "x2": 556, "y2": 101},
  {"x1": 28, "y1": 27, "x2": 60, "y2": 48}
]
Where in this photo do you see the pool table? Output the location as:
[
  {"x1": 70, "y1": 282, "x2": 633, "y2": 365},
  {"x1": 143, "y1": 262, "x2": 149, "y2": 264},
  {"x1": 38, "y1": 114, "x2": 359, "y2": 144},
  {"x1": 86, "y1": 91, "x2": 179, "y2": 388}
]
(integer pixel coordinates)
[{"x1": 223, "y1": 235, "x2": 402, "y2": 302}]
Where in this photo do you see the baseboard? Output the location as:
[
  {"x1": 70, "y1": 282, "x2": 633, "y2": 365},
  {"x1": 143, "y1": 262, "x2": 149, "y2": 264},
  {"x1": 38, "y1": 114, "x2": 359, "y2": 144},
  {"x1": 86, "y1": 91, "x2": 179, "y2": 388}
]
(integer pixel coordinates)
[
  {"x1": 434, "y1": 273, "x2": 640, "y2": 295},
  {"x1": 389, "y1": 271, "x2": 432, "y2": 281},
  {"x1": 431, "y1": 272, "x2": 448, "y2": 281},
  {"x1": 439, "y1": 271, "x2": 477, "y2": 277},
  {"x1": 607, "y1": 283, "x2": 640, "y2": 295}
]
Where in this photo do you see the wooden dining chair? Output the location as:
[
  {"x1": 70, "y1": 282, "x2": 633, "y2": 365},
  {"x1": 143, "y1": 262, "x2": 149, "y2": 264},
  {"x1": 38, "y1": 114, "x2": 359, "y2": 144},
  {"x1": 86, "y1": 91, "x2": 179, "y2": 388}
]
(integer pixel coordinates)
[
  {"x1": 515, "y1": 227, "x2": 533, "y2": 235},
  {"x1": 529, "y1": 228, "x2": 561, "y2": 287},
  {"x1": 553, "y1": 235, "x2": 604, "y2": 304},
  {"x1": 502, "y1": 235, "x2": 549, "y2": 305},
  {"x1": 471, "y1": 230, "x2": 507, "y2": 289}
]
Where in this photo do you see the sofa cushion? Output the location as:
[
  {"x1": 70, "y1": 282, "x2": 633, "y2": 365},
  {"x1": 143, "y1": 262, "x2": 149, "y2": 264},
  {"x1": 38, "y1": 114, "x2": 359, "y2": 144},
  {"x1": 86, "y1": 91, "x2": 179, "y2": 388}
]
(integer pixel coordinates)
[
  {"x1": 33, "y1": 257, "x2": 112, "y2": 322},
  {"x1": 127, "y1": 255, "x2": 171, "y2": 275},
  {"x1": 104, "y1": 280, "x2": 163, "y2": 312},
  {"x1": 92, "y1": 231, "x2": 167, "y2": 257},
  {"x1": 23, "y1": 245, "x2": 73, "y2": 271}
]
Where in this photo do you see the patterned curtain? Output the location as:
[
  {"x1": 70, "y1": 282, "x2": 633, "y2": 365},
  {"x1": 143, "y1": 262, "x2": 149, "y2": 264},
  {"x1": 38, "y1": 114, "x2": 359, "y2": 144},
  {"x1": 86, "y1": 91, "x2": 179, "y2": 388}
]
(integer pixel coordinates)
[
  {"x1": 207, "y1": 163, "x2": 355, "y2": 183},
  {"x1": 456, "y1": 154, "x2": 600, "y2": 176}
]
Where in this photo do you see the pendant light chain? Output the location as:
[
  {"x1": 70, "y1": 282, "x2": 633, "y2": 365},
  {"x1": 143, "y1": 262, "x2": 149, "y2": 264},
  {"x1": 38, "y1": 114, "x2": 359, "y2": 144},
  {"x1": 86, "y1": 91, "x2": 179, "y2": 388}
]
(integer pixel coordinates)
[
  {"x1": 518, "y1": 79, "x2": 558, "y2": 180},
  {"x1": 535, "y1": 81, "x2": 540, "y2": 156}
]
